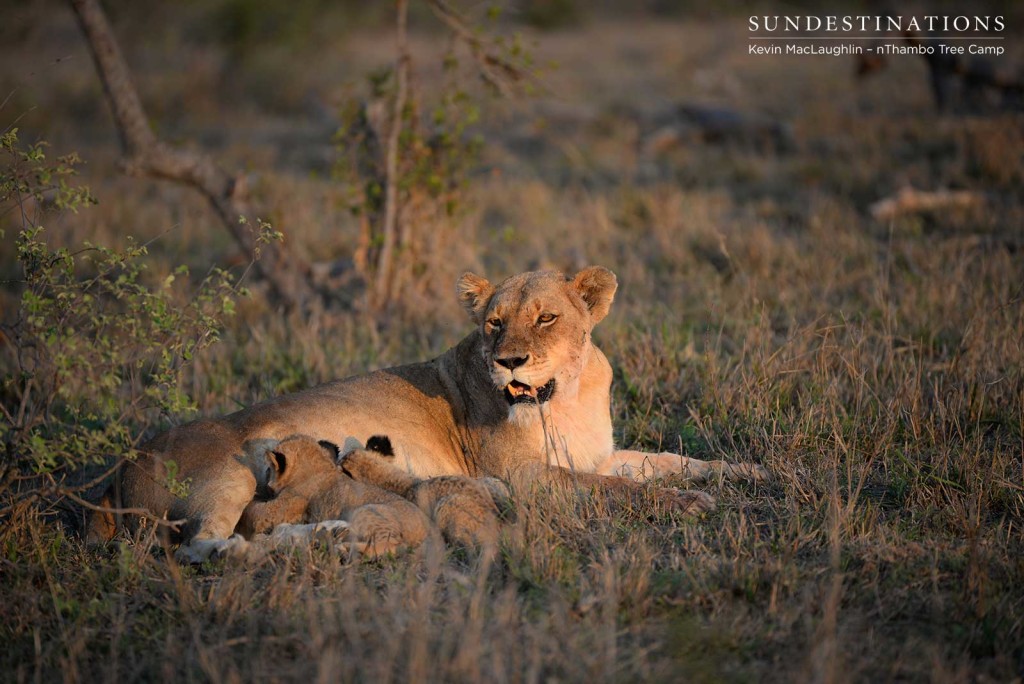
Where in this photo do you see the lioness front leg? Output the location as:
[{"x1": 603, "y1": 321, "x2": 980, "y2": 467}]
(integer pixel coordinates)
[
  {"x1": 597, "y1": 450, "x2": 769, "y2": 483},
  {"x1": 518, "y1": 464, "x2": 716, "y2": 515},
  {"x1": 173, "y1": 475, "x2": 260, "y2": 564}
]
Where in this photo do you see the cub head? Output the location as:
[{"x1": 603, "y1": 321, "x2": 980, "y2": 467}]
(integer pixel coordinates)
[
  {"x1": 257, "y1": 435, "x2": 339, "y2": 496},
  {"x1": 456, "y1": 266, "x2": 617, "y2": 412},
  {"x1": 336, "y1": 435, "x2": 396, "y2": 481}
]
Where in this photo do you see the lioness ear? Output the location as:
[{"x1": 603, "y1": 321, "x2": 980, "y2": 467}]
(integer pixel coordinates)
[
  {"x1": 571, "y1": 266, "x2": 617, "y2": 324},
  {"x1": 456, "y1": 272, "x2": 494, "y2": 324}
]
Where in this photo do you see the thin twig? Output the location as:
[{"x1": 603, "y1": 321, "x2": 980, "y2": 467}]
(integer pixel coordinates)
[
  {"x1": 57, "y1": 488, "x2": 184, "y2": 529},
  {"x1": 426, "y1": 0, "x2": 535, "y2": 97},
  {"x1": 53, "y1": 457, "x2": 129, "y2": 495}
]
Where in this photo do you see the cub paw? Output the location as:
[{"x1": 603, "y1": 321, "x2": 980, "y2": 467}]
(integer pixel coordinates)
[{"x1": 312, "y1": 519, "x2": 352, "y2": 544}]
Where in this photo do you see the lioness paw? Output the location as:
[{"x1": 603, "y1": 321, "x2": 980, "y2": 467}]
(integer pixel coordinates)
[
  {"x1": 174, "y1": 534, "x2": 257, "y2": 564},
  {"x1": 173, "y1": 543, "x2": 207, "y2": 565},
  {"x1": 732, "y1": 462, "x2": 771, "y2": 482},
  {"x1": 709, "y1": 460, "x2": 772, "y2": 483},
  {"x1": 662, "y1": 455, "x2": 771, "y2": 484}
]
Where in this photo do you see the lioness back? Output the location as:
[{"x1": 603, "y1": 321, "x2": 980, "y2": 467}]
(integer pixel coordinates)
[{"x1": 220, "y1": 364, "x2": 484, "y2": 478}]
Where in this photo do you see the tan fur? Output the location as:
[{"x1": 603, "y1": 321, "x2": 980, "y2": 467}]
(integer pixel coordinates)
[
  {"x1": 339, "y1": 447, "x2": 509, "y2": 552},
  {"x1": 92, "y1": 266, "x2": 768, "y2": 559},
  {"x1": 236, "y1": 435, "x2": 434, "y2": 558}
]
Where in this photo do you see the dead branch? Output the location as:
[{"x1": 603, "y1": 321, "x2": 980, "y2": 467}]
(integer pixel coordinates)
[{"x1": 68, "y1": 0, "x2": 317, "y2": 311}]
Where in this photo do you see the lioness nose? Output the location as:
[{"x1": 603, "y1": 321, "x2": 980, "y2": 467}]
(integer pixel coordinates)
[{"x1": 495, "y1": 355, "x2": 528, "y2": 370}]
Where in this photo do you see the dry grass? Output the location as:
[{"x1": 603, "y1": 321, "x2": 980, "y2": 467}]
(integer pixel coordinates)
[{"x1": 1, "y1": 5, "x2": 1023, "y2": 682}]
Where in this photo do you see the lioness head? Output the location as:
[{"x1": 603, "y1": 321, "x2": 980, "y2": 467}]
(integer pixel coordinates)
[{"x1": 456, "y1": 266, "x2": 617, "y2": 411}]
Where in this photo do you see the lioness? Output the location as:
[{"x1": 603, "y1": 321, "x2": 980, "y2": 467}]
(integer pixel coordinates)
[{"x1": 92, "y1": 266, "x2": 766, "y2": 560}]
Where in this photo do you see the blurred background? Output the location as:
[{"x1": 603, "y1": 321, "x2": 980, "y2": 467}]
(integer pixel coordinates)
[{"x1": 2, "y1": 0, "x2": 1022, "y2": 403}]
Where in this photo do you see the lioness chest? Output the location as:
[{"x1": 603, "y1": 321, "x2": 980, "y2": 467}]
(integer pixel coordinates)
[{"x1": 504, "y1": 393, "x2": 615, "y2": 473}]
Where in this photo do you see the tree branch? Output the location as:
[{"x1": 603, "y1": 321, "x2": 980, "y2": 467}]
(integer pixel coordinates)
[
  {"x1": 426, "y1": 0, "x2": 535, "y2": 97},
  {"x1": 58, "y1": 488, "x2": 184, "y2": 529},
  {"x1": 69, "y1": 0, "x2": 317, "y2": 311}
]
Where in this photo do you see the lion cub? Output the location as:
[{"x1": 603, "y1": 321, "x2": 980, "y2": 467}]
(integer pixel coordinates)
[
  {"x1": 237, "y1": 435, "x2": 434, "y2": 558},
  {"x1": 338, "y1": 437, "x2": 511, "y2": 552}
]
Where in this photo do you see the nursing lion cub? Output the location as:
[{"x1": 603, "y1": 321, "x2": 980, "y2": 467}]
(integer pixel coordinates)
[
  {"x1": 339, "y1": 436, "x2": 511, "y2": 552},
  {"x1": 235, "y1": 435, "x2": 435, "y2": 560},
  {"x1": 91, "y1": 267, "x2": 767, "y2": 561}
]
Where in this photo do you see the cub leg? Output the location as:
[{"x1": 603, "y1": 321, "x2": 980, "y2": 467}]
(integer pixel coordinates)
[
  {"x1": 239, "y1": 494, "x2": 357, "y2": 554},
  {"x1": 236, "y1": 492, "x2": 310, "y2": 537},
  {"x1": 256, "y1": 520, "x2": 353, "y2": 547},
  {"x1": 247, "y1": 511, "x2": 426, "y2": 560},
  {"x1": 430, "y1": 492, "x2": 500, "y2": 551},
  {"x1": 343, "y1": 502, "x2": 432, "y2": 558}
]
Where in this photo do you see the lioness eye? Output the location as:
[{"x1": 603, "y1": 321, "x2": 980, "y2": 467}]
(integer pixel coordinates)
[
  {"x1": 487, "y1": 317, "x2": 502, "y2": 328},
  {"x1": 537, "y1": 313, "x2": 556, "y2": 325}
]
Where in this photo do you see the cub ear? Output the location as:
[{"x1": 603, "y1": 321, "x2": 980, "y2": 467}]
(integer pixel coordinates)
[
  {"x1": 265, "y1": 450, "x2": 287, "y2": 487},
  {"x1": 365, "y1": 435, "x2": 394, "y2": 456},
  {"x1": 318, "y1": 439, "x2": 342, "y2": 462},
  {"x1": 456, "y1": 272, "x2": 494, "y2": 324},
  {"x1": 571, "y1": 266, "x2": 617, "y2": 324}
]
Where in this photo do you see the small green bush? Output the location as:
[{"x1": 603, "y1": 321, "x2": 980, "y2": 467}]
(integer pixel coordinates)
[{"x1": 0, "y1": 130, "x2": 245, "y2": 518}]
